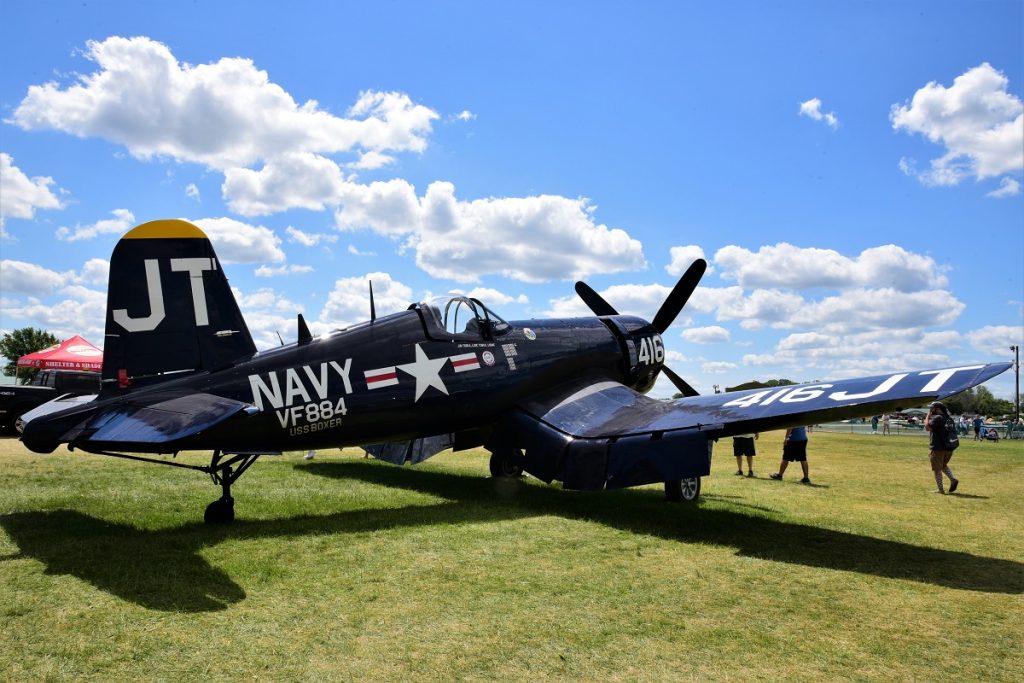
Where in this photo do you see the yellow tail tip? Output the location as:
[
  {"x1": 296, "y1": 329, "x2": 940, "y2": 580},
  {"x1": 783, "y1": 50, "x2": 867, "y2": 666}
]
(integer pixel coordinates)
[{"x1": 122, "y1": 219, "x2": 207, "y2": 240}]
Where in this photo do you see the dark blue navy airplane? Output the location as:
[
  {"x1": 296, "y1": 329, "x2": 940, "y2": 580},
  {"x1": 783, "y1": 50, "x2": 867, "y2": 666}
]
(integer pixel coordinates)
[{"x1": 20, "y1": 220, "x2": 1011, "y2": 522}]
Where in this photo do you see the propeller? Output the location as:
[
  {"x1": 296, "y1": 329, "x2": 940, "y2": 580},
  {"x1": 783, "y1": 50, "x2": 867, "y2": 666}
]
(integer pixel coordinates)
[
  {"x1": 574, "y1": 281, "x2": 619, "y2": 316},
  {"x1": 662, "y1": 364, "x2": 700, "y2": 398},
  {"x1": 651, "y1": 259, "x2": 707, "y2": 333},
  {"x1": 574, "y1": 258, "x2": 708, "y2": 397}
]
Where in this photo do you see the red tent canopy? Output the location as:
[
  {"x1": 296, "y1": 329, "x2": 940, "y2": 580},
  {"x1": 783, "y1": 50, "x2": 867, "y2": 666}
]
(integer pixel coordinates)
[{"x1": 16, "y1": 335, "x2": 103, "y2": 372}]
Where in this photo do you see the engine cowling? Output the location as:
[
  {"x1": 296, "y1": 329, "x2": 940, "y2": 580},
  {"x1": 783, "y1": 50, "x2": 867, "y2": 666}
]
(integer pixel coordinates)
[{"x1": 603, "y1": 315, "x2": 665, "y2": 393}]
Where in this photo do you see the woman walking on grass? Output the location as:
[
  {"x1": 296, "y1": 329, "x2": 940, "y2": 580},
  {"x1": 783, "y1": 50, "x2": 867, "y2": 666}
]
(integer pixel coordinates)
[{"x1": 925, "y1": 401, "x2": 959, "y2": 494}]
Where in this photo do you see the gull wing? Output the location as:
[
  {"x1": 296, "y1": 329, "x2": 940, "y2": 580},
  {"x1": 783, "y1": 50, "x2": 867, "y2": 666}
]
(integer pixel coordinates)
[{"x1": 501, "y1": 363, "x2": 1010, "y2": 491}]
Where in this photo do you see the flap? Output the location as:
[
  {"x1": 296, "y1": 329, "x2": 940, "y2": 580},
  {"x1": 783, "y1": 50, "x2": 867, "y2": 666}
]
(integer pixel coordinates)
[{"x1": 362, "y1": 434, "x2": 455, "y2": 465}]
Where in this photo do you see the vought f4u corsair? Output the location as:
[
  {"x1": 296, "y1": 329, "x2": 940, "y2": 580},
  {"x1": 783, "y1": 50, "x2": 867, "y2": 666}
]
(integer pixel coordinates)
[{"x1": 21, "y1": 220, "x2": 1010, "y2": 522}]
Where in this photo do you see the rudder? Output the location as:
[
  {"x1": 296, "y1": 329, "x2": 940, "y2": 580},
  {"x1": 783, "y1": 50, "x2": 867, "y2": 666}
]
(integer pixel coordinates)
[{"x1": 102, "y1": 219, "x2": 256, "y2": 392}]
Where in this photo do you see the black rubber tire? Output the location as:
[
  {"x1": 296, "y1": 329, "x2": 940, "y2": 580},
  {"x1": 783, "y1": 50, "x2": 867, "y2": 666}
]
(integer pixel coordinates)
[
  {"x1": 204, "y1": 497, "x2": 235, "y2": 524},
  {"x1": 665, "y1": 477, "x2": 701, "y2": 503},
  {"x1": 489, "y1": 450, "x2": 524, "y2": 478}
]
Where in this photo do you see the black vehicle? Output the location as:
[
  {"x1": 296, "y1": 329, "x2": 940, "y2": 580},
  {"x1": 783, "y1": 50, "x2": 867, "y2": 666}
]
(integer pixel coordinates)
[
  {"x1": 0, "y1": 370, "x2": 101, "y2": 434},
  {"x1": 19, "y1": 219, "x2": 1010, "y2": 523}
]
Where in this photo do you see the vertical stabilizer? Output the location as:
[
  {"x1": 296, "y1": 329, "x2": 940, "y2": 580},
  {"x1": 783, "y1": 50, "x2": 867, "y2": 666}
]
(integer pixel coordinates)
[{"x1": 102, "y1": 219, "x2": 256, "y2": 391}]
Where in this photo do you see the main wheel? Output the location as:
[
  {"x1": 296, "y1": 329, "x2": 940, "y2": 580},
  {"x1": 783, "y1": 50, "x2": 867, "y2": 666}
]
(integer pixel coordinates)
[
  {"x1": 665, "y1": 477, "x2": 701, "y2": 503},
  {"x1": 3, "y1": 411, "x2": 26, "y2": 435},
  {"x1": 204, "y1": 497, "x2": 235, "y2": 524},
  {"x1": 489, "y1": 450, "x2": 524, "y2": 478}
]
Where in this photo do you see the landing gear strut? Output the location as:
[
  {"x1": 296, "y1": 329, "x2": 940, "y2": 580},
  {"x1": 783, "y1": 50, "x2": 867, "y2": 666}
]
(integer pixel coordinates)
[
  {"x1": 665, "y1": 477, "x2": 701, "y2": 503},
  {"x1": 489, "y1": 448, "x2": 524, "y2": 478},
  {"x1": 202, "y1": 450, "x2": 262, "y2": 524},
  {"x1": 62, "y1": 447, "x2": 267, "y2": 523}
]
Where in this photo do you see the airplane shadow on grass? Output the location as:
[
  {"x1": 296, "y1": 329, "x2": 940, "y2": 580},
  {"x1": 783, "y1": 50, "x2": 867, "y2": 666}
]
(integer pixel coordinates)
[{"x1": 1, "y1": 460, "x2": 1021, "y2": 612}]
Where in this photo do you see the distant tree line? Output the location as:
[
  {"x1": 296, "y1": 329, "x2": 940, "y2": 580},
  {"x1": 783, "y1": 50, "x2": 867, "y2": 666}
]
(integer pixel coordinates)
[
  {"x1": 940, "y1": 386, "x2": 1015, "y2": 417},
  {"x1": 0, "y1": 327, "x2": 59, "y2": 384},
  {"x1": 724, "y1": 378, "x2": 796, "y2": 393}
]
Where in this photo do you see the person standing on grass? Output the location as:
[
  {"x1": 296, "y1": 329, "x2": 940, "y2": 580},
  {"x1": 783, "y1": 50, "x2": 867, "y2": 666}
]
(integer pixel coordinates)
[
  {"x1": 972, "y1": 414, "x2": 983, "y2": 440},
  {"x1": 881, "y1": 413, "x2": 891, "y2": 435},
  {"x1": 769, "y1": 426, "x2": 810, "y2": 484},
  {"x1": 733, "y1": 433, "x2": 758, "y2": 477},
  {"x1": 925, "y1": 401, "x2": 959, "y2": 494}
]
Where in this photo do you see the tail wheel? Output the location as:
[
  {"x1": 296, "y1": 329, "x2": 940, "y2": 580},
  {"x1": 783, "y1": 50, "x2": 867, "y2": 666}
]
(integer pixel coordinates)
[
  {"x1": 204, "y1": 497, "x2": 235, "y2": 524},
  {"x1": 665, "y1": 477, "x2": 701, "y2": 503},
  {"x1": 489, "y1": 449, "x2": 524, "y2": 478}
]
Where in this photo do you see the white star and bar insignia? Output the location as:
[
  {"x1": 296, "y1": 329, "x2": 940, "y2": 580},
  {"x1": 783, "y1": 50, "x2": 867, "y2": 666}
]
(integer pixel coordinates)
[{"x1": 363, "y1": 345, "x2": 482, "y2": 401}]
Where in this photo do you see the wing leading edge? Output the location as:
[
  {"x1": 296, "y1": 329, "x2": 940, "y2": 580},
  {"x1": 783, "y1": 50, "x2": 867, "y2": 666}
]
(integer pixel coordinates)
[{"x1": 499, "y1": 363, "x2": 1010, "y2": 492}]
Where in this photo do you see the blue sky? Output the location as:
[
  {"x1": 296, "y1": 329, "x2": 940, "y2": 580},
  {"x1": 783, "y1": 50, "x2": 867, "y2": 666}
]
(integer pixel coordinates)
[{"x1": 1, "y1": 1, "x2": 1021, "y2": 398}]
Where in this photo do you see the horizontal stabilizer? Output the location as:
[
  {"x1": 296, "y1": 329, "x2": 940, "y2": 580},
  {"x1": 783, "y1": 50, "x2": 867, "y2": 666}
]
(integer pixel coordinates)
[
  {"x1": 19, "y1": 393, "x2": 98, "y2": 429},
  {"x1": 62, "y1": 392, "x2": 255, "y2": 448}
]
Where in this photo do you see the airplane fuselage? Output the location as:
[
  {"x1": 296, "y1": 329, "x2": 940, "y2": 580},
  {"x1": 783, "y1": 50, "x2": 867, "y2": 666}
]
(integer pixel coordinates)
[{"x1": 71, "y1": 308, "x2": 663, "y2": 454}]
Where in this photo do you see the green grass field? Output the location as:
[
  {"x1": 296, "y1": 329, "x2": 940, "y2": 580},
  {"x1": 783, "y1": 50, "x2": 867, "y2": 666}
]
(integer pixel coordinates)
[{"x1": 2, "y1": 431, "x2": 1022, "y2": 681}]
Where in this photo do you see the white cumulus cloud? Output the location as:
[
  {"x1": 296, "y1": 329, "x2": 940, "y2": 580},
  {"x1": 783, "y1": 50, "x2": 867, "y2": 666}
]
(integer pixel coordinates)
[
  {"x1": 193, "y1": 217, "x2": 285, "y2": 263},
  {"x1": 334, "y1": 180, "x2": 645, "y2": 283},
  {"x1": 702, "y1": 361, "x2": 737, "y2": 374},
  {"x1": 254, "y1": 264, "x2": 314, "y2": 277},
  {"x1": 1, "y1": 285, "x2": 107, "y2": 342},
  {"x1": 891, "y1": 63, "x2": 1023, "y2": 188},
  {"x1": 546, "y1": 282, "x2": 674, "y2": 320},
  {"x1": 966, "y1": 325, "x2": 1024, "y2": 356},
  {"x1": 347, "y1": 150, "x2": 396, "y2": 170},
  {"x1": 11, "y1": 36, "x2": 438, "y2": 171},
  {"x1": 666, "y1": 245, "x2": 710, "y2": 276},
  {"x1": 714, "y1": 243, "x2": 946, "y2": 292},
  {"x1": 742, "y1": 328, "x2": 957, "y2": 379},
  {"x1": 78, "y1": 258, "x2": 110, "y2": 286},
  {"x1": 55, "y1": 208, "x2": 135, "y2": 241},
  {"x1": 286, "y1": 226, "x2": 338, "y2": 247},
  {"x1": 986, "y1": 177, "x2": 1021, "y2": 198},
  {"x1": 320, "y1": 272, "x2": 413, "y2": 328},
  {"x1": 799, "y1": 98, "x2": 839, "y2": 128},
  {"x1": 681, "y1": 325, "x2": 730, "y2": 344},
  {"x1": 0, "y1": 260, "x2": 69, "y2": 297},
  {"x1": 224, "y1": 152, "x2": 348, "y2": 215},
  {"x1": 461, "y1": 287, "x2": 529, "y2": 306},
  {"x1": 0, "y1": 153, "x2": 65, "y2": 226}
]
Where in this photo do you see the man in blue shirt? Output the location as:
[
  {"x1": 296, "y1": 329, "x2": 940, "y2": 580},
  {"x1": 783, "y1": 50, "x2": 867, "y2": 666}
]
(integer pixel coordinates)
[{"x1": 770, "y1": 426, "x2": 811, "y2": 484}]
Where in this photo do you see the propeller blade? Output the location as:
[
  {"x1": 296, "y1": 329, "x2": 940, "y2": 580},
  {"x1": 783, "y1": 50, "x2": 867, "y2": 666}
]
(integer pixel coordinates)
[
  {"x1": 662, "y1": 365, "x2": 700, "y2": 397},
  {"x1": 651, "y1": 259, "x2": 707, "y2": 334},
  {"x1": 574, "y1": 281, "x2": 619, "y2": 316}
]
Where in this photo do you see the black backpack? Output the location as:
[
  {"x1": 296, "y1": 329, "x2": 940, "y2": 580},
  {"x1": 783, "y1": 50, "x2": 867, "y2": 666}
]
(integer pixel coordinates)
[{"x1": 943, "y1": 416, "x2": 960, "y2": 450}]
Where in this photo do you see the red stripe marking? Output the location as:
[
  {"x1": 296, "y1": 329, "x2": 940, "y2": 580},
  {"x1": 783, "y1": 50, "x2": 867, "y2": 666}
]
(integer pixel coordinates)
[
  {"x1": 451, "y1": 358, "x2": 479, "y2": 369},
  {"x1": 366, "y1": 371, "x2": 398, "y2": 382}
]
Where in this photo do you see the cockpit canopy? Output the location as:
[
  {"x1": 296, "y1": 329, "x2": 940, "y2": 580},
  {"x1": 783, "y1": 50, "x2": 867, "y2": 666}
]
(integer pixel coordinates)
[{"x1": 416, "y1": 295, "x2": 511, "y2": 340}]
